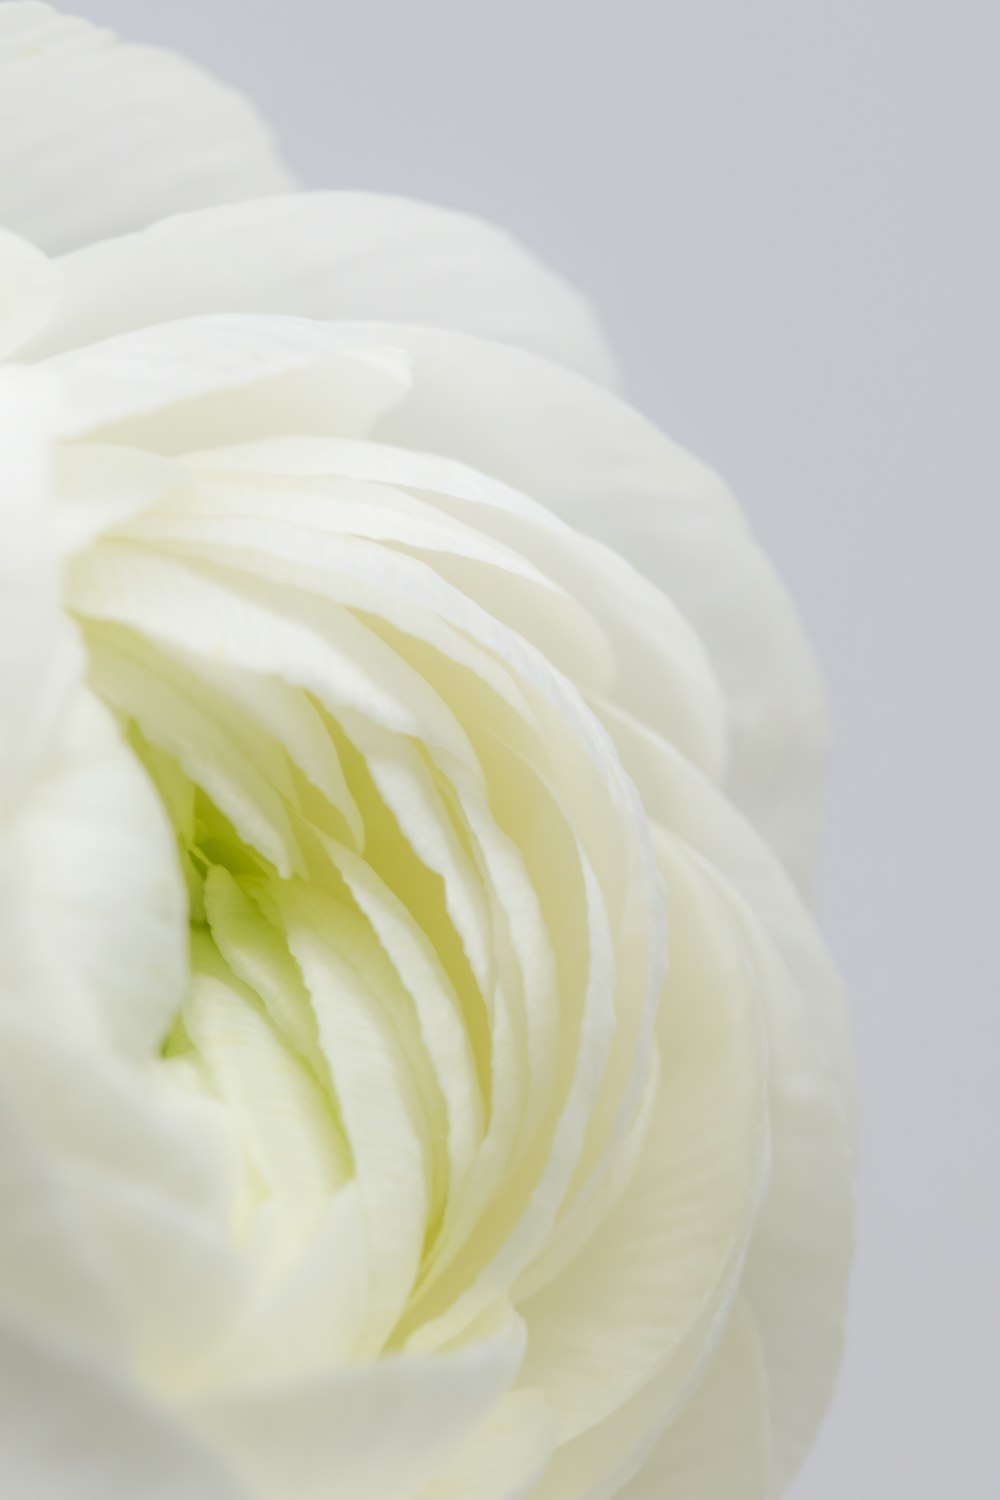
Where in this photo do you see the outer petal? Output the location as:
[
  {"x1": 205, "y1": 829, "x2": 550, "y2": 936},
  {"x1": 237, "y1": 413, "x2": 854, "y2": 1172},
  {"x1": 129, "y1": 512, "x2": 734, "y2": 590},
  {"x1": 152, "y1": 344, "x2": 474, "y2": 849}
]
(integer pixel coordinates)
[
  {"x1": 613, "y1": 1302, "x2": 772, "y2": 1500},
  {"x1": 531, "y1": 1300, "x2": 771, "y2": 1500},
  {"x1": 723, "y1": 890, "x2": 854, "y2": 1490},
  {"x1": 38, "y1": 312, "x2": 821, "y2": 881},
  {"x1": 190, "y1": 1317, "x2": 527, "y2": 1500},
  {"x1": 0, "y1": 228, "x2": 55, "y2": 358},
  {"x1": 416, "y1": 1390, "x2": 554, "y2": 1500},
  {"x1": 362, "y1": 324, "x2": 828, "y2": 887},
  {"x1": 0, "y1": 366, "x2": 63, "y2": 797},
  {"x1": 24, "y1": 192, "x2": 615, "y2": 384},
  {"x1": 0, "y1": 370, "x2": 187, "y2": 1057},
  {"x1": 601, "y1": 704, "x2": 856, "y2": 1147},
  {"x1": 0, "y1": 1073, "x2": 125, "y2": 1357},
  {"x1": 515, "y1": 834, "x2": 769, "y2": 1443},
  {"x1": 44, "y1": 315, "x2": 412, "y2": 449},
  {"x1": 0, "y1": 3, "x2": 291, "y2": 254},
  {"x1": 8, "y1": 685, "x2": 189, "y2": 1057},
  {"x1": 0, "y1": 1309, "x2": 249, "y2": 1500}
]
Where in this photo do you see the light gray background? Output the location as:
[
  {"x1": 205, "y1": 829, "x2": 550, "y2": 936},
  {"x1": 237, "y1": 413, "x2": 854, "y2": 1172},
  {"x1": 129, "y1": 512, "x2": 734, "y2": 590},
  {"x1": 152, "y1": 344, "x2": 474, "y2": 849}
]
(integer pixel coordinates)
[{"x1": 57, "y1": 2, "x2": 1000, "y2": 1495}]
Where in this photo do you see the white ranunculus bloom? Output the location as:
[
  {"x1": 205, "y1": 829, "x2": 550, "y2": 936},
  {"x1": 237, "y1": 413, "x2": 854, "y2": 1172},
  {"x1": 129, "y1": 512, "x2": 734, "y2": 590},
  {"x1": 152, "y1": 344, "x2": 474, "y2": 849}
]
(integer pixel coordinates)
[{"x1": 0, "y1": 6, "x2": 855, "y2": 1498}]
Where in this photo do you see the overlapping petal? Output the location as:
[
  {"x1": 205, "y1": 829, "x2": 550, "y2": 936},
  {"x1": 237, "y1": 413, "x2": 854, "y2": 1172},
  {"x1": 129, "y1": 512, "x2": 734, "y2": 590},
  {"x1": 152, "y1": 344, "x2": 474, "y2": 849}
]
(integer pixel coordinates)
[
  {"x1": 22, "y1": 192, "x2": 614, "y2": 385},
  {"x1": 0, "y1": 11, "x2": 854, "y2": 1497}
]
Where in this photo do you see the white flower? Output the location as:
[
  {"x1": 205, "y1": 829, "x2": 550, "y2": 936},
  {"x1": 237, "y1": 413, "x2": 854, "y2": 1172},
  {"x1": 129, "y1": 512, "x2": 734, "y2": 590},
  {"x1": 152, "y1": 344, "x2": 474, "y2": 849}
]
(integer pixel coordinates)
[{"x1": 0, "y1": 6, "x2": 855, "y2": 1499}]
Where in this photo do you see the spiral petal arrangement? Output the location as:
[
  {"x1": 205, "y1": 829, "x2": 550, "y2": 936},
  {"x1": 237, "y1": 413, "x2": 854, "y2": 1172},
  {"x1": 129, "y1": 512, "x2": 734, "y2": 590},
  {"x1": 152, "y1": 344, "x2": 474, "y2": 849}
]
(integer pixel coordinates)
[{"x1": 0, "y1": 9, "x2": 854, "y2": 1500}]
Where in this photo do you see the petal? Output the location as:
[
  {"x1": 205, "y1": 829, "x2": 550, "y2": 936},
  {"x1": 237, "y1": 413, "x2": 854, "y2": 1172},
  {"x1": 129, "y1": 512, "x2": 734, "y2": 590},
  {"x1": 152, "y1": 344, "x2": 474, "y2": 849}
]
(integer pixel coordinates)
[
  {"x1": 599, "y1": 701, "x2": 857, "y2": 1144},
  {"x1": 537, "y1": 1300, "x2": 771, "y2": 1500},
  {"x1": 363, "y1": 324, "x2": 828, "y2": 886},
  {"x1": 0, "y1": 3, "x2": 291, "y2": 254},
  {"x1": 177, "y1": 437, "x2": 727, "y2": 780},
  {"x1": 10, "y1": 686, "x2": 188, "y2": 1056},
  {"x1": 0, "y1": 1308, "x2": 249, "y2": 1500},
  {"x1": 0, "y1": 369, "x2": 187, "y2": 1058},
  {"x1": 26, "y1": 192, "x2": 615, "y2": 384},
  {"x1": 189, "y1": 1314, "x2": 526, "y2": 1500},
  {"x1": 0, "y1": 365, "x2": 65, "y2": 797},
  {"x1": 45, "y1": 316, "x2": 412, "y2": 448},
  {"x1": 723, "y1": 894, "x2": 854, "y2": 1490},
  {"x1": 0, "y1": 227, "x2": 55, "y2": 358},
  {"x1": 0, "y1": 1069, "x2": 125, "y2": 1355},
  {"x1": 416, "y1": 1390, "x2": 555, "y2": 1500},
  {"x1": 51, "y1": 442, "x2": 186, "y2": 557},
  {"x1": 515, "y1": 834, "x2": 769, "y2": 1443}
]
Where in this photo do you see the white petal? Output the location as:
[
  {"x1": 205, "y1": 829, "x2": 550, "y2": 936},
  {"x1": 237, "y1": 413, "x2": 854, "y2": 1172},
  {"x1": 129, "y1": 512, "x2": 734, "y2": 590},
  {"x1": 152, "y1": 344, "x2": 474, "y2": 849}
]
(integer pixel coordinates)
[
  {"x1": 0, "y1": 227, "x2": 55, "y2": 357},
  {"x1": 27, "y1": 192, "x2": 614, "y2": 383},
  {"x1": 64, "y1": 1159, "x2": 248, "y2": 1393},
  {"x1": 9, "y1": 684, "x2": 188, "y2": 1056},
  {"x1": 0, "y1": 1307, "x2": 249, "y2": 1500},
  {"x1": 516, "y1": 834, "x2": 769, "y2": 1442},
  {"x1": 723, "y1": 893, "x2": 854, "y2": 1490},
  {"x1": 599, "y1": 701, "x2": 857, "y2": 1144},
  {"x1": 0, "y1": 3, "x2": 291, "y2": 254},
  {"x1": 0, "y1": 365, "x2": 65, "y2": 799},
  {"x1": 46, "y1": 315, "x2": 412, "y2": 448},
  {"x1": 0, "y1": 1070, "x2": 125, "y2": 1355},
  {"x1": 416, "y1": 1390, "x2": 554, "y2": 1500},
  {"x1": 0, "y1": 426, "x2": 188, "y2": 1064},
  {"x1": 616, "y1": 1302, "x2": 771, "y2": 1500},
  {"x1": 185, "y1": 937, "x2": 350, "y2": 1231},
  {"x1": 51, "y1": 442, "x2": 187, "y2": 557},
  {"x1": 190, "y1": 1314, "x2": 526, "y2": 1500},
  {"x1": 279, "y1": 882, "x2": 432, "y2": 1354},
  {"x1": 87, "y1": 630, "x2": 307, "y2": 879},
  {"x1": 362, "y1": 324, "x2": 827, "y2": 886},
  {"x1": 536, "y1": 1300, "x2": 771, "y2": 1500},
  {"x1": 175, "y1": 440, "x2": 727, "y2": 777},
  {"x1": 205, "y1": 1184, "x2": 369, "y2": 1384}
]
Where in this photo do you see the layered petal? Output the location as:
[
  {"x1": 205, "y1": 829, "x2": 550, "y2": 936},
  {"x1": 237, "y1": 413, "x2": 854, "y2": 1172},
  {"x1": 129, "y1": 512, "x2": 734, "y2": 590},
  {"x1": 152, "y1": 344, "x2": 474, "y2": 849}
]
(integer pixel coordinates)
[
  {"x1": 363, "y1": 325, "x2": 828, "y2": 885},
  {"x1": 0, "y1": 42, "x2": 854, "y2": 1492},
  {"x1": 23, "y1": 192, "x2": 614, "y2": 384}
]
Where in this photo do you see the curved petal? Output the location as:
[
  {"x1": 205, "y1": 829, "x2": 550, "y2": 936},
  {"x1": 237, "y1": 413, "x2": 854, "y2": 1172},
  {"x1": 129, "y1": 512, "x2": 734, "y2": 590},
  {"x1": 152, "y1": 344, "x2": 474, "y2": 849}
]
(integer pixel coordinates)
[
  {"x1": 0, "y1": 3, "x2": 291, "y2": 254},
  {"x1": 721, "y1": 890, "x2": 854, "y2": 1490},
  {"x1": 416, "y1": 1390, "x2": 554, "y2": 1500},
  {"x1": 593, "y1": 1301, "x2": 771, "y2": 1500},
  {"x1": 0, "y1": 1071, "x2": 125, "y2": 1356},
  {"x1": 0, "y1": 1308, "x2": 249, "y2": 1500},
  {"x1": 189, "y1": 1315, "x2": 526, "y2": 1500},
  {"x1": 10, "y1": 685, "x2": 188, "y2": 1057},
  {"x1": 45, "y1": 316, "x2": 412, "y2": 448},
  {"x1": 0, "y1": 228, "x2": 55, "y2": 358},
  {"x1": 0, "y1": 365, "x2": 186, "y2": 1058},
  {"x1": 516, "y1": 833, "x2": 769, "y2": 1443},
  {"x1": 0, "y1": 365, "x2": 64, "y2": 798},
  {"x1": 599, "y1": 701, "x2": 857, "y2": 1145},
  {"x1": 25, "y1": 192, "x2": 615, "y2": 385},
  {"x1": 529, "y1": 1301, "x2": 771, "y2": 1500},
  {"x1": 362, "y1": 324, "x2": 828, "y2": 887}
]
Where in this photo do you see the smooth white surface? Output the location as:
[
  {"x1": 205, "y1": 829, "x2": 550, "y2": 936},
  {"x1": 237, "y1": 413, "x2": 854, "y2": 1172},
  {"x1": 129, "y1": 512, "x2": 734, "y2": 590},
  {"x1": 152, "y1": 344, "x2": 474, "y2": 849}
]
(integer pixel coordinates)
[{"x1": 45, "y1": 2, "x2": 1000, "y2": 1495}]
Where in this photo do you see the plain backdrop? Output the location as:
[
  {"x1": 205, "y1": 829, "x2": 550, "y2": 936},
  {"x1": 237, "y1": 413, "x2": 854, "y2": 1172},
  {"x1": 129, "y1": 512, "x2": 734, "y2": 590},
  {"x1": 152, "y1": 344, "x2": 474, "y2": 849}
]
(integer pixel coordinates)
[{"x1": 56, "y1": 2, "x2": 1000, "y2": 1495}]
